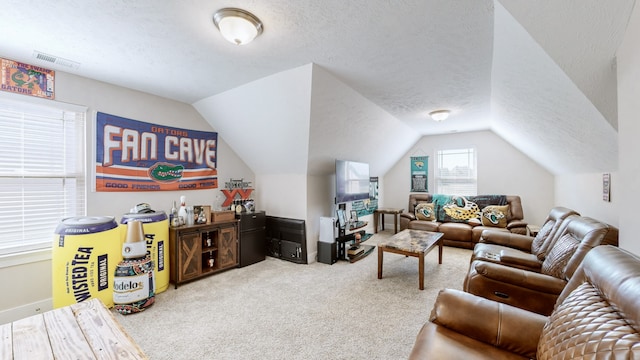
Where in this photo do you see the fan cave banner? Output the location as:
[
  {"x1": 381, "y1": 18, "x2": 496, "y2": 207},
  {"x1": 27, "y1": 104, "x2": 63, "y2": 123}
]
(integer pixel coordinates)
[
  {"x1": 411, "y1": 156, "x2": 428, "y2": 192},
  {"x1": 95, "y1": 112, "x2": 218, "y2": 192}
]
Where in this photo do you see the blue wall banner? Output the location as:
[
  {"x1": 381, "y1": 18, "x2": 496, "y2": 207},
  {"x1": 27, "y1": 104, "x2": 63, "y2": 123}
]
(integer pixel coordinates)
[
  {"x1": 95, "y1": 112, "x2": 218, "y2": 192},
  {"x1": 411, "y1": 156, "x2": 428, "y2": 192},
  {"x1": 352, "y1": 199, "x2": 377, "y2": 218}
]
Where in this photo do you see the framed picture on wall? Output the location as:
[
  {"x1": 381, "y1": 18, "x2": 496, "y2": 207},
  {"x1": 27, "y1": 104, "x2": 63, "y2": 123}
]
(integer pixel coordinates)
[
  {"x1": 194, "y1": 205, "x2": 211, "y2": 224},
  {"x1": 603, "y1": 173, "x2": 611, "y2": 202},
  {"x1": 410, "y1": 156, "x2": 428, "y2": 192},
  {"x1": 350, "y1": 210, "x2": 358, "y2": 222},
  {"x1": 337, "y1": 209, "x2": 347, "y2": 229}
]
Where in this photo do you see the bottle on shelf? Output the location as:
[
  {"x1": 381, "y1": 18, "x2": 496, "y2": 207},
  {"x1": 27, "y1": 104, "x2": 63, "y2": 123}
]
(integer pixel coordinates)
[
  {"x1": 170, "y1": 201, "x2": 179, "y2": 227},
  {"x1": 178, "y1": 196, "x2": 187, "y2": 225},
  {"x1": 186, "y1": 206, "x2": 194, "y2": 226},
  {"x1": 208, "y1": 251, "x2": 215, "y2": 268}
]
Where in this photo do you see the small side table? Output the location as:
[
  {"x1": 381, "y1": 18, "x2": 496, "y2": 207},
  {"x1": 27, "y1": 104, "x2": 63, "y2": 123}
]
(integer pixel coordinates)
[{"x1": 374, "y1": 208, "x2": 404, "y2": 234}]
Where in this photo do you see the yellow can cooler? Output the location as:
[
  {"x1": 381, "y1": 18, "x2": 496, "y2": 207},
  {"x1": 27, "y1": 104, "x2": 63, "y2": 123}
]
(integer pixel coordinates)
[
  {"x1": 52, "y1": 216, "x2": 121, "y2": 308},
  {"x1": 120, "y1": 211, "x2": 169, "y2": 293}
]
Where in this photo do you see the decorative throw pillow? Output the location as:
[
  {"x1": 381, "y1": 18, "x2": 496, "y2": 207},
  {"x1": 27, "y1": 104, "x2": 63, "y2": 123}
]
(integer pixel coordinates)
[
  {"x1": 481, "y1": 205, "x2": 509, "y2": 228},
  {"x1": 541, "y1": 233, "x2": 579, "y2": 279},
  {"x1": 415, "y1": 203, "x2": 435, "y2": 221}
]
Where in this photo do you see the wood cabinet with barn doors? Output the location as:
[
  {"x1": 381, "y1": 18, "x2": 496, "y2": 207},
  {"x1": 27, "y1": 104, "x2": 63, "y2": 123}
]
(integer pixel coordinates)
[{"x1": 169, "y1": 220, "x2": 238, "y2": 288}]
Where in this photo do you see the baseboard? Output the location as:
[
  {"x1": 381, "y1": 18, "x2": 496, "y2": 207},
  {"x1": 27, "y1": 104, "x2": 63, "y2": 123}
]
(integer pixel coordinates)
[
  {"x1": 309, "y1": 250, "x2": 317, "y2": 264},
  {"x1": 0, "y1": 298, "x2": 52, "y2": 325}
]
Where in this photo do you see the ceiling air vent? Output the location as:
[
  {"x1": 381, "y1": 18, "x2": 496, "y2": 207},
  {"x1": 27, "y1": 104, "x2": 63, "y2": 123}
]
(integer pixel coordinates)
[{"x1": 32, "y1": 51, "x2": 80, "y2": 69}]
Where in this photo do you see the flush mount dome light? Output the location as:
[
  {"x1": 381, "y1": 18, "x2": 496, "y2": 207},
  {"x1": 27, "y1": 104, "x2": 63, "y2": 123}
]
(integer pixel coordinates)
[
  {"x1": 213, "y1": 8, "x2": 263, "y2": 45},
  {"x1": 429, "y1": 110, "x2": 450, "y2": 122}
]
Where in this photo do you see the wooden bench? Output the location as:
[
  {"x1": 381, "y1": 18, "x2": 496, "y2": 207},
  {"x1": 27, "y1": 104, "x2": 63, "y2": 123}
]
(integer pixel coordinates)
[{"x1": 0, "y1": 298, "x2": 147, "y2": 359}]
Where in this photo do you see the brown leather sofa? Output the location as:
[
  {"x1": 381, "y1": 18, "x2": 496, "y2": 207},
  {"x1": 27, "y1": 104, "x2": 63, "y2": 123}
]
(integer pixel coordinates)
[
  {"x1": 399, "y1": 194, "x2": 527, "y2": 249},
  {"x1": 470, "y1": 206, "x2": 579, "y2": 271},
  {"x1": 463, "y1": 216, "x2": 619, "y2": 315},
  {"x1": 409, "y1": 245, "x2": 640, "y2": 359}
]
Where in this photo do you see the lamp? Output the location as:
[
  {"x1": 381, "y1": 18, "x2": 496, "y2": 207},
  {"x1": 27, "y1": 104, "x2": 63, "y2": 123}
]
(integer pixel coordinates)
[
  {"x1": 213, "y1": 8, "x2": 263, "y2": 45},
  {"x1": 429, "y1": 110, "x2": 450, "y2": 122}
]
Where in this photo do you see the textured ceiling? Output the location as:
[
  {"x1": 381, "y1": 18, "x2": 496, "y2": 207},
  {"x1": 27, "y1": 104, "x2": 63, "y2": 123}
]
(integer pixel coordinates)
[{"x1": 0, "y1": 0, "x2": 635, "y2": 176}]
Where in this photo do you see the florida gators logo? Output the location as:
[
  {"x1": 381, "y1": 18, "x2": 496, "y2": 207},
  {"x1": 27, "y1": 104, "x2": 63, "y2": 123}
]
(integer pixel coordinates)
[{"x1": 148, "y1": 162, "x2": 183, "y2": 183}]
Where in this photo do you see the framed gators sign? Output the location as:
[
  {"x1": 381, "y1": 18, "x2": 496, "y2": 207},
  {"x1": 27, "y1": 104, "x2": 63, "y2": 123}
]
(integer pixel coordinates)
[
  {"x1": 95, "y1": 112, "x2": 218, "y2": 192},
  {"x1": 1, "y1": 57, "x2": 55, "y2": 99}
]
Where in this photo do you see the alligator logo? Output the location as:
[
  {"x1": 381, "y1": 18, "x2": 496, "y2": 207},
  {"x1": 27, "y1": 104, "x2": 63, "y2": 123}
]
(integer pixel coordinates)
[{"x1": 148, "y1": 162, "x2": 183, "y2": 183}]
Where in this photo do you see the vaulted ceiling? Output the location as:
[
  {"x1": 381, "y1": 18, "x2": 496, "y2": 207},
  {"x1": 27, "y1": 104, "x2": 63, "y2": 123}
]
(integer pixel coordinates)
[{"x1": 1, "y1": 0, "x2": 634, "y2": 176}]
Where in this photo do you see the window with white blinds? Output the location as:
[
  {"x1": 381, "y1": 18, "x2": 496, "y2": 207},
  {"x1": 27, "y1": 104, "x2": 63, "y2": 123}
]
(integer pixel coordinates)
[
  {"x1": 435, "y1": 148, "x2": 477, "y2": 196},
  {"x1": 0, "y1": 96, "x2": 86, "y2": 255}
]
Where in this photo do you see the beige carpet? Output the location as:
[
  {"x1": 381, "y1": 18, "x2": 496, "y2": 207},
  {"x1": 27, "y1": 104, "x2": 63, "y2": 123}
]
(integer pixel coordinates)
[{"x1": 115, "y1": 231, "x2": 472, "y2": 359}]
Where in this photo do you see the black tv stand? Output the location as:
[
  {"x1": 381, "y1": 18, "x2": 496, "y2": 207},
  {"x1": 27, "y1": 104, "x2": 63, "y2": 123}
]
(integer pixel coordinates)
[{"x1": 335, "y1": 229, "x2": 374, "y2": 263}]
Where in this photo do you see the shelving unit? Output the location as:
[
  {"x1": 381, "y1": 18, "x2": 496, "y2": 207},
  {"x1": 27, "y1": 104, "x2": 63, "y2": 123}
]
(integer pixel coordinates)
[
  {"x1": 169, "y1": 220, "x2": 238, "y2": 288},
  {"x1": 336, "y1": 225, "x2": 374, "y2": 263}
]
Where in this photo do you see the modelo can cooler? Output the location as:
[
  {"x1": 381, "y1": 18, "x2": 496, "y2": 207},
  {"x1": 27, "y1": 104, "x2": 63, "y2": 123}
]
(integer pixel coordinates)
[
  {"x1": 52, "y1": 216, "x2": 121, "y2": 308},
  {"x1": 120, "y1": 211, "x2": 169, "y2": 293}
]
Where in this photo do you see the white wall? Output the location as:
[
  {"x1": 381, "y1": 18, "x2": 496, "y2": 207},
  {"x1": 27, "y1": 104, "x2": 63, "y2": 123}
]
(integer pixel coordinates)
[
  {"x1": 306, "y1": 174, "x2": 335, "y2": 262},
  {"x1": 555, "y1": 172, "x2": 618, "y2": 227},
  {"x1": 257, "y1": 173, "x2": 307, "y2": 220},
  {"x1": 383, "y1": 130, "x2": 554, "y2": 226},
  {"x1": 617, "y1": 2, "x2": 640, "y2": 255},
  {"x1": 0, "y1": 71, "x2": 254, "y2": 323},
  {"x1": 59, "y1": 73, "x2": 254, "y2": 218},
  {"x1": 194, "y1": 64, "x2": 313, "y2": 176},
  {"x1": 194, "y1": 66, "x2": 314, "y2": 261}
]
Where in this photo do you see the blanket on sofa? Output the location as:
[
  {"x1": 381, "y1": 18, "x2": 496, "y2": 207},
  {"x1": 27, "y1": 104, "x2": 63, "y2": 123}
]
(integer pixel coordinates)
[{"x1": 432, "y1": 194, "x2": 507, "y2": 223}]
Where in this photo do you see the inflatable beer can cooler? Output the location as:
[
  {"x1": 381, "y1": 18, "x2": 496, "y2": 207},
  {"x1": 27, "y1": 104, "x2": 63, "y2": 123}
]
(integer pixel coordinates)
[{"x1": 52, "y1": 216, "x2": 121, "y2": 308}]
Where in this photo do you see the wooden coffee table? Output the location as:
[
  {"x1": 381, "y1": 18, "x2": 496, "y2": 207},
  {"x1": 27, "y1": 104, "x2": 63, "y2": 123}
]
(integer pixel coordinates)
[{"x1": 377, "y1": 229, "x2": 444, "y2": 290}]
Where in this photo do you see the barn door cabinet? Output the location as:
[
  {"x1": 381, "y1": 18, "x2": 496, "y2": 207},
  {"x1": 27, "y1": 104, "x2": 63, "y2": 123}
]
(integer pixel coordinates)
[{"x1": 169, "y1": 220, "x2": 239, "y2": 288}]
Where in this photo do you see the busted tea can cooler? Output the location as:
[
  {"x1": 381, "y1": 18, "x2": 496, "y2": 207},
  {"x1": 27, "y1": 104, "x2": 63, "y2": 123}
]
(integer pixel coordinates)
[{"x1": 52, "y1": 216, "x2": 121, "y2": 308}]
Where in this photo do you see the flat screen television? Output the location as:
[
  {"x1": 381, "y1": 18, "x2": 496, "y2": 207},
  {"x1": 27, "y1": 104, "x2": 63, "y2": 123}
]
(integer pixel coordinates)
[{"x1": 335, "y1": 159, "x2": 370, "y2": 203}]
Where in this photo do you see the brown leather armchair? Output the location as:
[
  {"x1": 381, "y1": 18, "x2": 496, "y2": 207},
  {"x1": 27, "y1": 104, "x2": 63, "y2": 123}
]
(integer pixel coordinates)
[
  {"x1": 409, "y1": 245, "x2": 640, "y2": 359},
  {"x1": 463, "y1": 216, "x2": 618, "y2": 315},
  {"x1": 471, "y1": 207, "x2": 579, "y2": 271}
]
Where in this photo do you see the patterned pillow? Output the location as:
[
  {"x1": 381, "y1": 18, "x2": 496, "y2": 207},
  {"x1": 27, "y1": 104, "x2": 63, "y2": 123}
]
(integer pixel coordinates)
[
  {"x1": 481, "y1": 205, "x2": 509, "y2": 228},
  {"x1": 415, "y1": 203, "x2": 435, "y2": 221},
  {"x1": 541, "y1": 233, "x2": 579, "y2": 279}
]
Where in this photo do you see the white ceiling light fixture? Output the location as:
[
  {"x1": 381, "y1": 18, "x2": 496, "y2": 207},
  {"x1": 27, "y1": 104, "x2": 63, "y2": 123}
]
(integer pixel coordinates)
[
  {"x1": 213, "y1": 8, "x2": 263, "y2": 45},
  {"x1": 429, "y1": 110, "x2": 451, "y2": 122}
]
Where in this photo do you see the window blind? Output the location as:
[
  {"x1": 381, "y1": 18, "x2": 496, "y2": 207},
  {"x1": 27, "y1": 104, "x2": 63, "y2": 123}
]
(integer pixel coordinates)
[
  {"x1": 0, "y1": 96, "x2": 86, "y2": 255},
  {"x1": 435, "y1": 148, "x2": 477, "y2": 196}
]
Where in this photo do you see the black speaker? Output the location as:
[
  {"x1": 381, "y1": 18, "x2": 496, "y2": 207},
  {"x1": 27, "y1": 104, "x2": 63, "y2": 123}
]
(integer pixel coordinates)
[{"x1": 317, "y1": 241, "x2": 337, "y2": 265}]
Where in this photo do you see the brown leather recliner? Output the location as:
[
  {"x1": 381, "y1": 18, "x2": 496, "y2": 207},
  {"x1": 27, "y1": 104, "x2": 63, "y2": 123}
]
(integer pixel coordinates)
[
  {"x1": 409, "y1": 245, "x2": 640, "y2": 359},
  {"x1": 463, "y1": 216, "x2": 618, "y2": 315},
  {"x1": 470, "y1": 207, "x2": 579, "y2": 272}
]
